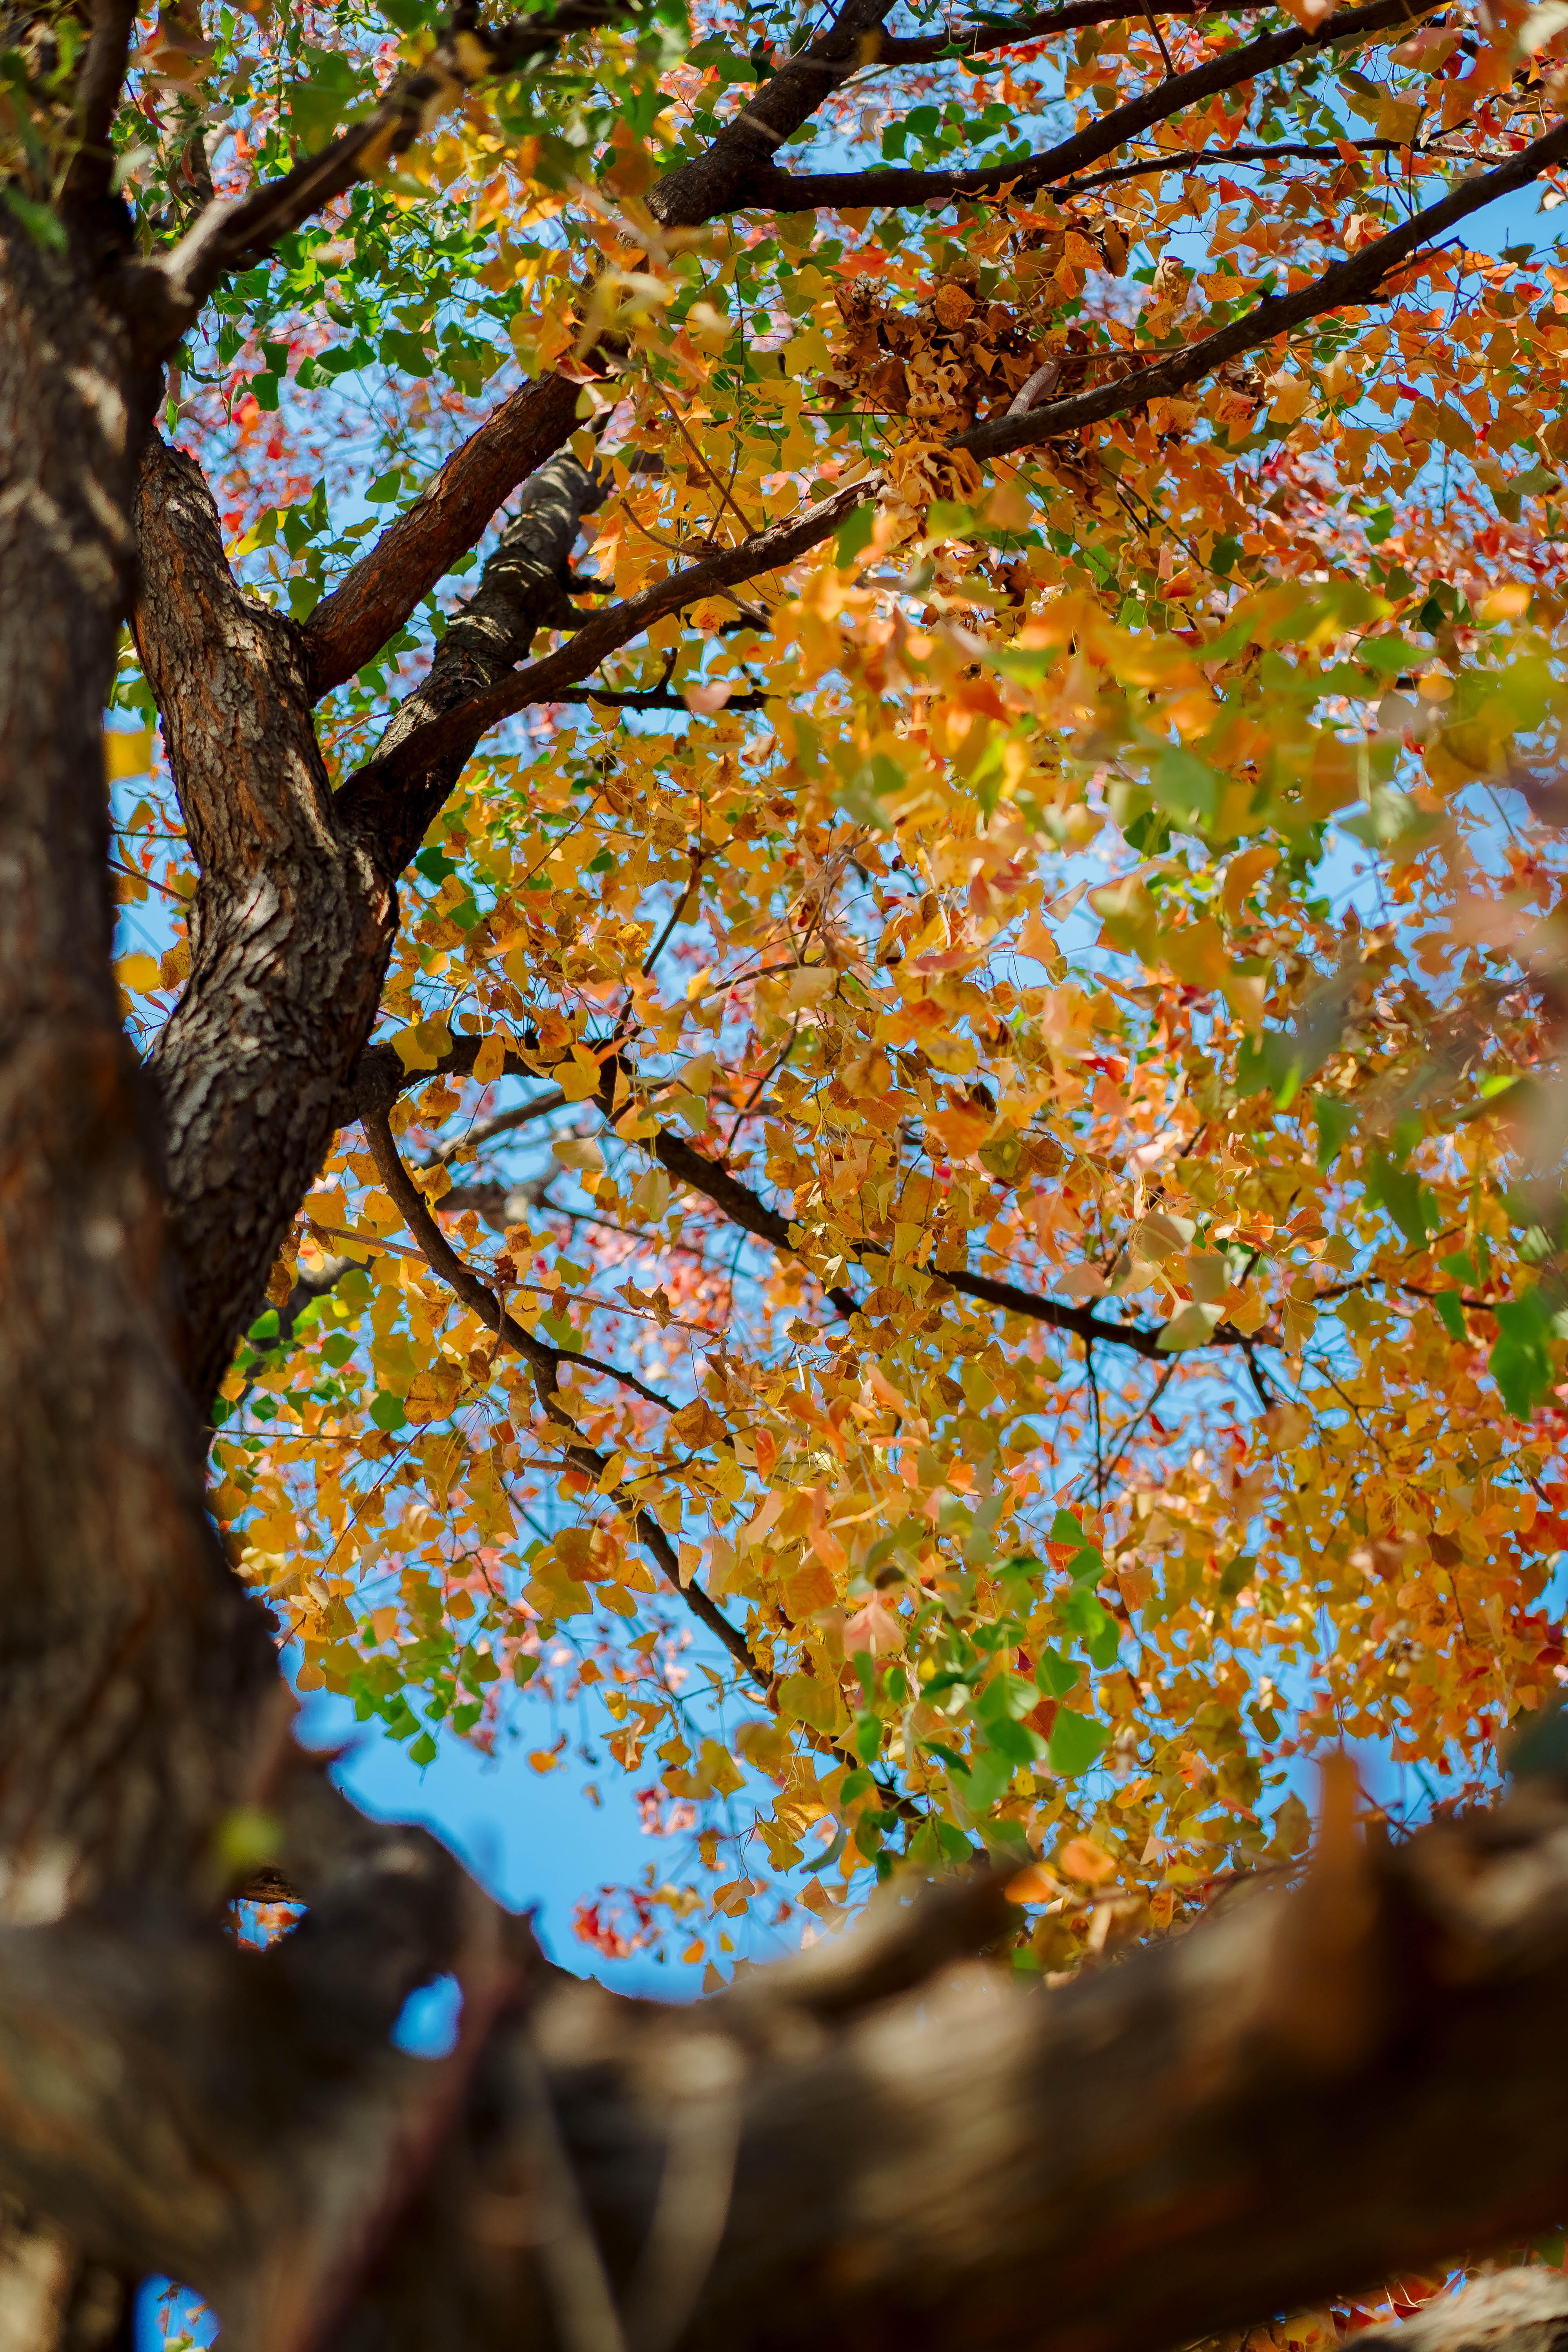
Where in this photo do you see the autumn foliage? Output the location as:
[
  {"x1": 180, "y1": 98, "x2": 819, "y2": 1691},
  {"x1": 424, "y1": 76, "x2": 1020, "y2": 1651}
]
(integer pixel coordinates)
[
  {"x1": 13, "y1": 0, "x2": 1568, "y2": 2325},
  {"x1": 85, "y1": 0, "x2": 1568, "y2": 1991}
]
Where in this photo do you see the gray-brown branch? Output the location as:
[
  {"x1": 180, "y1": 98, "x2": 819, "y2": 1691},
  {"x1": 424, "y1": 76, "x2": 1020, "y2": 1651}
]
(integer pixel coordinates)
[
  {"x1": 745, "y1": 0, "x2": 1428, "y2": 214},
  {"x1": 132, "y1": 434, "x2": 397, "y2": 1411},
  {"x1": 11, "y1": 1765, "x2": 1568, "y2": 2352}
]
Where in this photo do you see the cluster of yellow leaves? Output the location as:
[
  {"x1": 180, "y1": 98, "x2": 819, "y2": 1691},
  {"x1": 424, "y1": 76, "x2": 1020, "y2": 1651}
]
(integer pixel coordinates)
[
  {"x1": 101, "y1": 0, "x2": 1568, "y2": 1984},
  {"x1": 175, "y1": 551, "x2": 1568, "y2": 1971}
]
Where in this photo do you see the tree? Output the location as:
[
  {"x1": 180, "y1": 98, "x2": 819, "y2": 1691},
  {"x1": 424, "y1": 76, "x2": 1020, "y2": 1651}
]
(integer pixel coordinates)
[{"x1": 9, "y1": 0, "x2": 1568, "y2": 2339}]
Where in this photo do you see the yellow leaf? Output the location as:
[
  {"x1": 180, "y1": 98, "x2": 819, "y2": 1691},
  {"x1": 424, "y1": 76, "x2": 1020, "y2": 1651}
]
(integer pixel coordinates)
[
  {"x1": 1374, "y1": 91, "x2": 1423, "y2": 144},
  {"x1": 391, "y1": 1020, "x2": 452, "y2": 1071},
  {"x1": 104, "y1": 728, "x2": 153, "y2": 780},
  {"x1": 735, "y1": 1718, "x2": 790, "y2": 1777},
  {"x1": 474, "y1": 1032, "x2": 506, "y2": 1083},
  {"x1": 359, "y1": 1189, "x2": 402, "y2": 1236},
  {"x1": 1005, "y1": 1862, "x2": 1064, "y2": 1904},
  {"x1": 1222, "y1": 971, "x2": 1267, "y2": 1026},
  {"x1": 782, "y1": 1555, "x2": 838, "y2": 1619},
  {"x1": 776, "y1": 1671, "x2": 845, "y2": 1734},
  {"x1": 114, "y1": 953, "x2": 163, "y2": 995},
  {"x1": 552, "y1": 1135, "x2": 605, "y2": 1180},
  {"x1": 556, "y1": 1044, "x2": 604, "y2": 1102},
  {"x1": 1163, "y1": 916, "x2": 1230, "y2": 992},
  {"x1": 696, "y1": 1737, "x2": 745, "y2": 1798},
  {"x1": 783, "y1": 966, "x2": 835, "y2": 1011},
  {"x1": 1223, "y1": 844, "x2": 1278, "y2": 919}
]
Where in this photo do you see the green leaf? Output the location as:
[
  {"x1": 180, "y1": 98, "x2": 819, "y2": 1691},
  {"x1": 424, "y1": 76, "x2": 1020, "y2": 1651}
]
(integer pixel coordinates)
[
  {"x1": 1036, "y1": 1646, "x2": 1077, "y2": 1698},
  {"x1": 1314, "y1": 1094, "x2": 1354, "y2": 1171},
  {"x1": 1047, "y1": 1710, "x2": 1108, "y2": 1777},
  {"x1": 1, "y1": 187, "x2": 67, "y2": 252},
  {"x1": 1340, "y1": 785, "x2": 1441, "y2": 851},
  {"x1": 408, "y1": 1731, "x2": 438, "y2": 1766},
  {"x1": 1059, "y1": 1586, "x2": 1119, "y2": 1667},
  {"x1": 1157, "y1": 1300, "x2": 1224, "y2": 1352},
  {"x1": 981, "y1": 1714, "x2": 1044, "y2": 1766},
  {"x1": 1150, "y1": 746, "x2": 1218, "y2": 824},
  {"x1": 370, "y1": 1391, "x2": 408, "y2": 1430},
  {"x1": 959, "y1": 1746, "x2": 1015, "y2": 1811},
  {"x1": 1367, "y1": 1154, "x2": 1436, "y2": 1250},
  {"x1": 1237, "y1": 1028, "x2": 1308, "y2": 1104},
  {"x1": 1490, "y1": 1290, "x2": 1557, "y2": 1419},
  {"x1": 835, "y1": 503, "x2": 876, "y2": 567},
  {"x1": 1434, "y1": 1291, "x2": 1467, "y2": 1342}
]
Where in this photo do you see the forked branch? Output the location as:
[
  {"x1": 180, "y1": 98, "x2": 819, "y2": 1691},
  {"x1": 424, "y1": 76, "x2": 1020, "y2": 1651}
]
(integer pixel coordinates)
[{"x1": 357, "y1": 1085, "x2": 765, "y2": 1683}]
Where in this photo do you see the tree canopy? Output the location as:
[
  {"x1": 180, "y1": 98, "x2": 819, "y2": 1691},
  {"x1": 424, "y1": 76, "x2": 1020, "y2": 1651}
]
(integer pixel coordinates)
[{"x1": 9, "y1": 0, "x2": 1568, "y2": 2337}]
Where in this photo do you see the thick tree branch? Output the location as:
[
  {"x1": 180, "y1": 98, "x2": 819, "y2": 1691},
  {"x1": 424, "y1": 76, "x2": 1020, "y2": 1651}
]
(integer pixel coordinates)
[
  {"x1": 335, "y1": 479, "x2": 868, "y2": 840},
  {"x1": 872, "y1": 0, "x2": 1266, "y2": 64},
  {"x1": 60, "y1": 0, "x2": 139, "y2": 216},
  {"x1": 750, "y1": 0, "x2": 1428, "y2": 214},
  {"x1": 340, "y1": 448, "x2": 606, "y2": 875},
  {"x1": 337, "y1": 1032, "x2": 543, "y2": 1129},
  {"x1": 959, "y1": 109, "x2": 1568, "y2": 462},
  {"x1": 302, "y1": 373, "x2": 585, "y2": 701},
  {"x1": 21, "y1": 1766, "x2": 1568, "y2": 2352},
  {"x1": 1358, "y1": 2270, "x2": 1568, "y2": 2352},
  {"x1": 132, "y1": 435, "x2": 397, "y2": 1410},
  {"x1": 308, "y1": 1764, "x2": 1568, "y2": 2352},
  {"x1": 649, "y1": 0, "x2": 904, "y2": 228}
]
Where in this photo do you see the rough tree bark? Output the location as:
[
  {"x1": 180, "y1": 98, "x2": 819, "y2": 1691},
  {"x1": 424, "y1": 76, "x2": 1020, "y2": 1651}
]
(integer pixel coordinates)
[
  {"x1": 0, "y1": 217, "x2": 275, "y2": 1916},
  {"x1": 132, "y1": 437, "x2": 398, "y2": 1410},
  {"x1": 10, "y1": 6, "x2": 1568, "y2": 2352}
]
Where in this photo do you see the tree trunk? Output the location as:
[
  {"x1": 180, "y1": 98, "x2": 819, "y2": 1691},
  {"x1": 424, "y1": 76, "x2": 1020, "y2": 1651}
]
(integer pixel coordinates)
[
  {"x1": 0, "y1": 217, "x2": 274, "y2": 1922},
  {"x1": 0, "y1": 197, "x2": 269, "y2": 2352}
]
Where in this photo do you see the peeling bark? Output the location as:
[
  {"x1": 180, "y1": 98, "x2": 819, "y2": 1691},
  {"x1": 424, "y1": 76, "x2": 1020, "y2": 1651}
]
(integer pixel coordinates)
[
  {"x1": 301, "y1": 373, "x2": 583, "y2": 701},
  {"x1": 1359, "y1": 2273, "x2": 1568, "y2": 2352},
  {"x1": 338, "y1": 448, "x2": 604, "y2": 877}
]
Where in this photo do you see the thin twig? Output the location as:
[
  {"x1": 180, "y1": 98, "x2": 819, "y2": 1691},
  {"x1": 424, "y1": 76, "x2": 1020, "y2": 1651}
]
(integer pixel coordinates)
[
  {"x1": 1140, "y1": 0, "x2": 1176, "y2": 75},
  {"x1": 362, "y1": 1096, "x2": 768, "y2": 1685},
  {"x1": 362, "y1": 1099, "x2": 672, "y2": 1412},
  {"x1": 428, "y1": 1085, "x2": 569, "y2": 1167}
]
